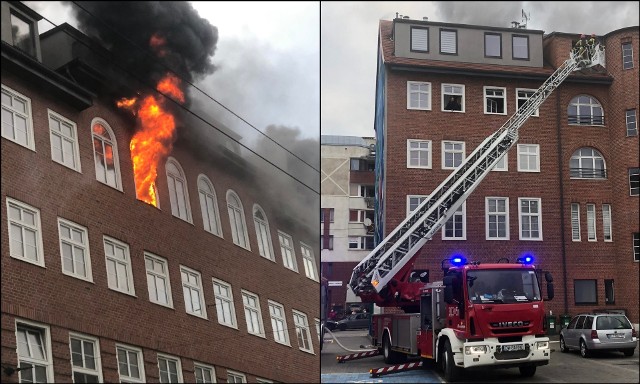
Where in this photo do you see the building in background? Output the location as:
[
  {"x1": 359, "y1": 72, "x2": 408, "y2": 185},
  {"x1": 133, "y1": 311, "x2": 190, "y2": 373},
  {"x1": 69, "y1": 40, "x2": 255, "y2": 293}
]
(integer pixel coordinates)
[
  {"x1": 320, "y1": 135, "x2": 375, "y2": 316},
  {"x1": 373, "y1": 16, "x2": 639, "y2": 326},
  {"x1": 1, "y1": 2, "x2": 319, "y2": 383}
]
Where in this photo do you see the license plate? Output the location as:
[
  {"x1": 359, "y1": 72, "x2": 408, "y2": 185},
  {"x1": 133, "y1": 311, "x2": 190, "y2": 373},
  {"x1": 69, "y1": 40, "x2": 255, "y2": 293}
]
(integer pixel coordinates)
[
  {"x1": 503, "y1": 344, "x2": 525, "y2": 352},
  {"x1": 608, "y1": 334, "x2": 624, "y2": 339}
]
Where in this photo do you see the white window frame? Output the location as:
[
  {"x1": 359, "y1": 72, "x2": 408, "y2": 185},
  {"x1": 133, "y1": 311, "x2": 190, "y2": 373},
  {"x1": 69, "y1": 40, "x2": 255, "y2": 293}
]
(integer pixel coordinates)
[
  {"x1": 15, "y1": 319, "x2": 54, "y2": 384},
  {"x1": 483, "y1": 86, "x2": 507, "y2": 115},
  {"x1": 602, "y1": 204, "x2": 612, "y2": 242},
  {"x1": 144, "y1": 252, "x2": 173, "y2": 308},
  {"x1": 441, "y1": 140, "x2": 465, "y2": 170},
  {"x1": 300, "y1": 242, "x2": 318, "y2": 281},
  {"x1": 622, "y1": 42, "x2": 634, "y2": 70},
  {"x1": 491, "y1": 153, "x2": 508, "y2": 171},
  {"x1": 517, "y1": 144, "x2": 540, "y2": 172},
  {"x1": 292, "y1": 309, "x2": 314, "y2": 354},
  {"x1": 278, "y1": 231, "x2": 298, "y2": 272},
  {"x1": 315, "y1": 318, "x2": 321, "y2": 342},
  {"x1": 181, "y1": 265, "x2": 207, "y2": 319},
  {"x1": 407, "y1": 81, "x2": 431, "y2": 110},
  {"x1": 442, "y1": 202, "x2": 466, "y2": 240},
  {"x1": 69, "y1": 332, "x2": 103, "y2": 383},
  {"x1": 570, "y1": 147, "x2": 607, "y2": 179},
  {"x1": 348, "y1": 236, "x2": 373, "y2": 250},
  {"x1": 91, "y1": 118, "x2": 123, "y2": 190},
  {"x1": 518, "y1": 197, "x2": 543, "y2": 241},
  {"x1": 255, "y1": 378, "x2": 273, "y2": 384},
  {"x1": 48, "y1": 109, "x2": 82, "y2": 172},
  {"x1": 567, "y1": 95, "x2": 604, "y2": 126},
  {"x1": 407, "y1": 195, "x2": 428, "y2": 217},
  {"x1": 626, "y1": 109, "x2": 637, "y2": 136},
  {"x1": 516, "y1": 88, "x2": 539, "y2": 117},
  {"x1": 586, "y1": 203, "x2": 597, "y2": 242},
  {"x1": 441, "y1": 83, "x2": 465, "y2": 113},
  {"x1": 253, "y1": 204, "x2": 275, "y2": 261},
  {"x1": 166, "y1": 157, "x2": 193, "y2": 223},
  {"x1": 194, "y1": 362, "x2": 216, "y2": 384},
  {"x1": 6, "y1": 198, "x2": 45, "y2": 267},
  {"x1": 103, "y1": 236, "x2": 135, "y2": 296},
  {"x1": 630, "y1": 168, "x2": 640, "y2": 196},
  {"x1": 242, "y1": 290, "x2": 265, "y2": 337},
  {"x1": 197, "y1": 174, "x2": 223, "y2": 237},
  {"x1": 268, "y1": 300, "x2": 290, "y2": 346},
  {"x1": 1, "y1": 84, "x2": 35, "y2": 150},
  {"x1": 212, "y1": 278, "x2": 238, "y2": 329},
  {"x1": 58, "y1": 218, "x2": 93, "y2": 282},
  {"x1": 157, "y1": 353, "x2": 183, "y2": 384},
  {"x1": 486, "y1": 197, "x2": 510, "y2": 240},
  {"x1": 227, "y1": 190, "x2": 251, "y2": 250},
  {"x1": 115, "y1": 343, "x2": 146, "y2": 383},
  {"x1": 571, "y1": 203, "x2": 581, "y2": 242},
  {"x1": 406, "y1": 139, "x2": 431, "y2": 169},
  {"x1": 227, "y1": 370, "x2": 247, "y2": 383}
]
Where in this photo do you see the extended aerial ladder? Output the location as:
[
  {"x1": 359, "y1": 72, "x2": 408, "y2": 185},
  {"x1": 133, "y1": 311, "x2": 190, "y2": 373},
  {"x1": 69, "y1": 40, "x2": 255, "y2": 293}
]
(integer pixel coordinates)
[{"x1": 349, "y1": 42, "x2": 605, "y2": 309}]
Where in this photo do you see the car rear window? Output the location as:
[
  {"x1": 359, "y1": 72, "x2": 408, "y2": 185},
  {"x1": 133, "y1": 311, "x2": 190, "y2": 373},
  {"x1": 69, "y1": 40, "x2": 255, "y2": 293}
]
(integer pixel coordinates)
[
  {"x1": 596, "y1": 316, "x2": 632, "y2": 330},
  {"x1": 583, "y1": 316, "x2": 593, "y2": 329}
]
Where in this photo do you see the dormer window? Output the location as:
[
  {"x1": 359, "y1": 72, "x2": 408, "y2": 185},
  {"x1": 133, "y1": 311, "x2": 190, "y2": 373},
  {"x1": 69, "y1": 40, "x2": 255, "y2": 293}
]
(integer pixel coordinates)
[
  {"x1": 10, "y1": 11, "x2": 36, "y2": 57},
  {"x1": 411, "y1": 27, "x2": 429, "y2": 53}
]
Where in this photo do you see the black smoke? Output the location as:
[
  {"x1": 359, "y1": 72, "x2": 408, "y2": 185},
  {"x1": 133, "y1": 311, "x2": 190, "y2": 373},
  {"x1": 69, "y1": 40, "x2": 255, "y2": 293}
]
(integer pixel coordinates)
[{"x1": 66, "y1": 1, "x2": 218, "y2": 93}]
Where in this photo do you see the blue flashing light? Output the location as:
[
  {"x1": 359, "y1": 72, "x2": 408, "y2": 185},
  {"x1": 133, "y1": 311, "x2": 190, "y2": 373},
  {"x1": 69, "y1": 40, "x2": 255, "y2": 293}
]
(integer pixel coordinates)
[
  {"x1": 450, "y1": 255, "x2": 467, "y2": 266},
  {"x1": 517, "y1": 254, "x2": 535, "y2": 265}
]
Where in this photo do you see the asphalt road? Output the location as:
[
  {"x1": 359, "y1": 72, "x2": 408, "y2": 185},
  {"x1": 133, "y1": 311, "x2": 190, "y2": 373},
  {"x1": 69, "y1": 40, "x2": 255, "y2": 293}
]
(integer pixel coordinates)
[{"x1": 321, "y1": 329, "x2": 639, "y2": 383}]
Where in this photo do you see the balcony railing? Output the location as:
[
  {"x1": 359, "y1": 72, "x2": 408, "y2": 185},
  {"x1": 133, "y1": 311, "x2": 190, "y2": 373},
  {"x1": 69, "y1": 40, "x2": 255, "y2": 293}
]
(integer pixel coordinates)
[
  {"x1": 570, "y1": 168, "x2": 607, "y2": 179},
  {"x1": 568, "y1": 115, "x2": 605, "y2": 126}
]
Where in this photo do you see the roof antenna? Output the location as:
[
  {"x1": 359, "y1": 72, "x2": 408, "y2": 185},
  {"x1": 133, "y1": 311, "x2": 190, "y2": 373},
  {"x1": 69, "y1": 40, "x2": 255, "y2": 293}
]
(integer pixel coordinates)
[{"x1": 521, "y1": 9, "x2": 530, "y2": 29}]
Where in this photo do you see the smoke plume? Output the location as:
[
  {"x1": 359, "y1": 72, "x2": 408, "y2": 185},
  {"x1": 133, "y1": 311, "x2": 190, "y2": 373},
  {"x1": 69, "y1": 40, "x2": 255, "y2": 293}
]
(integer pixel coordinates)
[{"x1": 67, "y1": 1, "x2": 218, "y2": 96}]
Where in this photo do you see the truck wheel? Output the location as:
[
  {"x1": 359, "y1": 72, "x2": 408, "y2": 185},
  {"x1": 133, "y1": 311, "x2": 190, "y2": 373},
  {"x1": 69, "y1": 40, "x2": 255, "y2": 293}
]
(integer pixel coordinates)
[
  {"x1": 382, "y1": 332, "x2": 406, "y2": 364},
  {"x1": 559, "y1": 336, "x2": 568, "y2": 353},
  {"x1": 443, "y1": 340, "x2": 461, "y2": 382},
  {"x1": 579, "y1": 340, "x2": 591, "y2": 358},
  {"x1": 519, "y1": 365, "x2": 536, "y2": 377}
]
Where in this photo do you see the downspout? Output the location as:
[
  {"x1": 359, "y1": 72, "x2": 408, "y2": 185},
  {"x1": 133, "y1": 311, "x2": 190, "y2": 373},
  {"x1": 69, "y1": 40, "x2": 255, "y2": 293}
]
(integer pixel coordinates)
[{"x1": 555, "y1": 85, "x2": 569, "y2": 314}]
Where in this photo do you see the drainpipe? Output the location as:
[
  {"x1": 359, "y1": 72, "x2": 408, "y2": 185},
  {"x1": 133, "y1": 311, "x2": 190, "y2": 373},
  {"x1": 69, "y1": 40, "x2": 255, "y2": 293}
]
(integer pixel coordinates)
[{"x1": 555, "y1": 86, "x2": 569, "y2": 314}]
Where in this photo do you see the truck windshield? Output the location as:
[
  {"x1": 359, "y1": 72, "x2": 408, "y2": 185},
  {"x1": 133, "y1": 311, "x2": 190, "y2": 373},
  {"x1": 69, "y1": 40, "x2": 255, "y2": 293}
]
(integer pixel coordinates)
[{"x1": 467, "y1": 269, "x2": 541, "y2": 304}]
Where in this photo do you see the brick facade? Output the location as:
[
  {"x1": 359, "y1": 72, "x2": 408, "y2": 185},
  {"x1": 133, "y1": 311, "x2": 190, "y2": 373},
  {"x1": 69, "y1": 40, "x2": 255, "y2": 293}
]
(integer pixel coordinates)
[{"x1": 377, "y1": 19, "x2": 639, "y2": 325}]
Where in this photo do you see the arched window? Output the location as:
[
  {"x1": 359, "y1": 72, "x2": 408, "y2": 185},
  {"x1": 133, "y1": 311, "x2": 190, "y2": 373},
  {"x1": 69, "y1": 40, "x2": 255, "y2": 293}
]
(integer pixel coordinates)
[
  {"x1": 197, "y1": 175, "x2": 222, "y2": 237},
  {"x1": 567, "y1": 95, "x2": 604, "y2": 125},
  {"x1": 165, "y1": 157, "x2": 192, "y2": 222},
  {"x1": 570, "y1": 147, "x2": 607, "y2": 179},
  {"x1": 253, "y1": 204, "x2": 274, "y2": 261},
  {"x1": 92, "y1": 118, "x2": 122, "y2": 190},
  {"x1": 227, "y1": 190, "x2": 250, "y2": 250}
]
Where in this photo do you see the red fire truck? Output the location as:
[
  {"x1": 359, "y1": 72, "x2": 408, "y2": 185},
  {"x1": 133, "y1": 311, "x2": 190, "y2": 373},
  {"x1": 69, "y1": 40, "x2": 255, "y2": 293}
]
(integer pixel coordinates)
[{"x1": 348, "y1": 41, "x2": 605, "y2": 380}]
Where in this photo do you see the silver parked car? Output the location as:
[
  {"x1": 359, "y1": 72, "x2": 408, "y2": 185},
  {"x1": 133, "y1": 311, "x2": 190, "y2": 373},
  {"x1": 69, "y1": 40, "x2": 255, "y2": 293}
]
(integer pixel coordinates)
[{"x1": 560, "y1": 313, "x2": 638, "y2": 357}]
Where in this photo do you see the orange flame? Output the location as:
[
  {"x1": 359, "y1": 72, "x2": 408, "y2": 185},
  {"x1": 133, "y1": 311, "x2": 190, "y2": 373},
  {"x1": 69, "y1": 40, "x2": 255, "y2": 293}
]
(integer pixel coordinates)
[
  {"x1": 122, "y1": 73, "x2": 185, "y2": 207},
  {"x1": 157, "y1": 73, "x2": 185, "y2": 103},
  {"x1": 150, "y1": 34, "x2": 167, "y2": 57}
]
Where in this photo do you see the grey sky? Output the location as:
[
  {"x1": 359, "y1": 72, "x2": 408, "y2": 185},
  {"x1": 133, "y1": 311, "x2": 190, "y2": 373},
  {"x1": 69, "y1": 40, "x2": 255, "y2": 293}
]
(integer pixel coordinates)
[{"x1": 321, "y1": 1, "x2": 640, "y2": 138}]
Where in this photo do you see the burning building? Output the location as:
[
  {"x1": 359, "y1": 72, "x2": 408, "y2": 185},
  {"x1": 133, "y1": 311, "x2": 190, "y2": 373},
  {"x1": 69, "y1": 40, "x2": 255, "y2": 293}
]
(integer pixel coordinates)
[{"x1": 1, "y1": 1, "x2": 320, "y2": 383}]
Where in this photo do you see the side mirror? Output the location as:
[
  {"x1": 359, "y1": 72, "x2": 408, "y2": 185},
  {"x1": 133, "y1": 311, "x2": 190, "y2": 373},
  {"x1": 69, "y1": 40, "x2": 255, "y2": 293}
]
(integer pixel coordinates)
[
  {"x1": 545, "y1": 272, "x2": 553, "y2": 283},
  {"x1": 546, "y1": 283, "x2": 554, "y2": 300}
]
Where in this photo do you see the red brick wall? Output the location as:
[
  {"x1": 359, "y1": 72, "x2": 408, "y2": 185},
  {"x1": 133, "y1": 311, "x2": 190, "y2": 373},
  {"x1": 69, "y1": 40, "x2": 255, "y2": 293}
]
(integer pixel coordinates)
[
  {"x1": 381, "y1": 29, "x2": 639, "y2": 323},
  {"x1": 1, "y1": 69, "x2": 320, "y2": 382}
]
